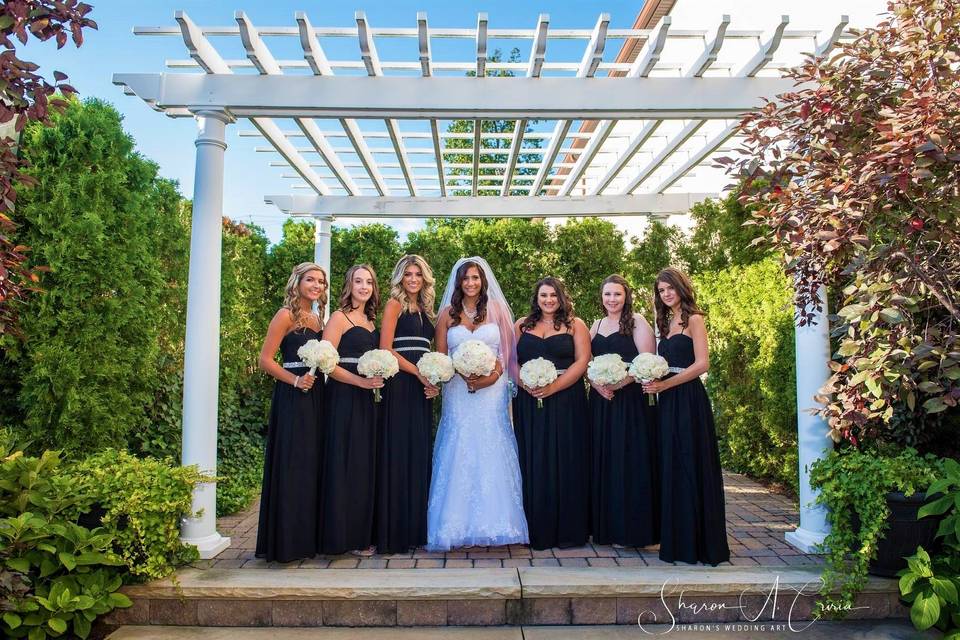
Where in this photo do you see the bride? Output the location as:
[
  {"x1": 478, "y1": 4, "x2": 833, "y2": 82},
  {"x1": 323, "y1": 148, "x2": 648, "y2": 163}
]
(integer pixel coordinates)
[{"x1": 426, "y1": 257, "x2": 529, "y2": 550}]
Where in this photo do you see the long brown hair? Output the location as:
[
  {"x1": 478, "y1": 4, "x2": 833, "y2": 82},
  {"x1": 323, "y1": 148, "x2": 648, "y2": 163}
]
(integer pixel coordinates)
[
  {"x1": 600, "y1": 274, "x2": 635, "y2": 336},
  {"x1": 338, "y1": 264, "x2": 380, "y2": 322},
  {"x1": 520, "y1": 277, "x2": 574, "y2": 332},
  {"x1": 449, "y1": 260, "x2": 488, "y2": 326},
  {"x1": 283, "y1": 262, "x2": 327, "y2": 330},
  {"x1": 653, "y1": 267, "x2": 704, "y2": 338}
]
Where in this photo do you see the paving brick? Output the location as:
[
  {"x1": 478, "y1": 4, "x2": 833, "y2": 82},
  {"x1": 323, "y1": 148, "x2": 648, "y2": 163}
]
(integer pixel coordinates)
[
  {"x1": 358, "y1": 558, "x2": 388, "y2": 569},
  {"x1": 473, "y1": 558, "x2": 503, "y2": 568},
  {"x1": 447, "y1": 600, "x2": 506, "y2": 625},
  {"x1": 386, "y1": 558, "x2": 416, "y2": 569},
  {"x1": 512, "y1": 598, "x2": 571, "y2": 624},
  {"x1": 554, "y1": 545, "x2": 596, "y2": 558},
  {"x1": 271, "y1": 601, "x2": 323, "y2": 626},
  {"x1": 197, "y1": 599, "x2": 272, "y2": 626},
  {"x1": 416, "y1": 559, "x2": 444, "y2": 568},
  {"x1": 558, "y1": 557, "x2": 589, "y2": 567},
  {"x1": 531, "y1": 558, "x2": 561, "y2": 567},
  {"x1": 397, "y1": 600, "x2": 447, "y2": 626},
  {"x1": 149, "y1": 599, "x2": 198, "y2": 626},
  {"x1": 503, "y1": 558, "x2": 532, "y2": 568},
  {"x1": 572, "y1": 597, "x2": 617, "y2": 624},
  {"x1": 587, "y1": 557, "x2": 619, "y2": 568},
  {"x1": 444, "y1": 559, "x2": 474, "y2": 568},
  {"x1": 328, "y1": 558, "x2": 360, "y2": 569},
  {"x1": 323, "y1": 600, "x2": 397, "y2": 626}
]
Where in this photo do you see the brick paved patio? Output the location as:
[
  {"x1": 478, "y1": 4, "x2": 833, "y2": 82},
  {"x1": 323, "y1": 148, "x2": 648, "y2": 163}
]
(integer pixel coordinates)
[{"x1": 209, "y1": 471, "x2": 822, "y2": 570}]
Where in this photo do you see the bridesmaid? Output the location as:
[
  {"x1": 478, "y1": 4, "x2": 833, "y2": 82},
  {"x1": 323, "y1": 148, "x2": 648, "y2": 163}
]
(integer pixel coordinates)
[
  {"x1": 319, "y1": 264, "x2": 384, "y2": 556},
  {"x1": 377, "y1": 255, "x2": 439, "y2": 554},
  {"x1": 589, "y1": 275, "x2": 660, "y2": 548},
  {"x1": 642, "y1": 267, "x2": 730, "y2": 565},
  {"x1": 513, "y1": 277, "x2": 592, "y2": 549},
  {"x1": 255, "y1": 262, "x2": 327, "y2": 563}
]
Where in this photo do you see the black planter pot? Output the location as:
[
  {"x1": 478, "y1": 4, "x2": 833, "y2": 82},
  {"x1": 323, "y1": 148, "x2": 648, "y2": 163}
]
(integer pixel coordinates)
[{"x1": 868, "y1": 491, "x2": 943, "y2": 578}]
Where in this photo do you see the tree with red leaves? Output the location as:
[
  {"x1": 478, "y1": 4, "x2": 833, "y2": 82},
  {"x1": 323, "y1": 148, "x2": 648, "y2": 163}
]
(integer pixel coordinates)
[
  {"x1": 0, "y1": 0, "x2": 96, "y2": 339},
  {"x1": 727, "y1": 0, "x2": 960, "y2": 446}
]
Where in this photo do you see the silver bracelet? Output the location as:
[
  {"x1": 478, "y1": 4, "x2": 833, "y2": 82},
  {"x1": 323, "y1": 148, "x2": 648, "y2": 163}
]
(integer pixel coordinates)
[{"x1": 293, "y1": 375, "x2": 300, "y2": 389}]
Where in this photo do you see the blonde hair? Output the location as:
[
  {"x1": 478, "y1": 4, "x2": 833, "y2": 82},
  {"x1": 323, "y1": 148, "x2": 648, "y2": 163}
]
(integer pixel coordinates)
[
  {"x1": 389, "y1": 255, "x2": 436, "y2": 320},
  {"x1": 338, "y1": 264, "x2": 380, "y2": 322},
  {"x1": 283, "y1": 262, "x2": 327, "y2": 330}
]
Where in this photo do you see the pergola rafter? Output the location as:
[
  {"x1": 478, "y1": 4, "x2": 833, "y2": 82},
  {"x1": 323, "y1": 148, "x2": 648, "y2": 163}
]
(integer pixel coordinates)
[{"x1": 115, "y1": 9, "x2": 858, "y2": 560}]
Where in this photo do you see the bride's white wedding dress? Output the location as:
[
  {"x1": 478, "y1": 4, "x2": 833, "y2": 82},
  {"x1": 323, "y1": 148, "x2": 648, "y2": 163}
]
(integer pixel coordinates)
[{"x1": 426, "y1": 322, "x2": 529, "y2": 550}]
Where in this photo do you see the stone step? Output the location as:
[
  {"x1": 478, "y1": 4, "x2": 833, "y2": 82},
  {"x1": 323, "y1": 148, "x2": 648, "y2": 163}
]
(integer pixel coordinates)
[
  {"x1": 106, "y1": 566, "x2": 904, "y2": 628},
  {"x1": 108, "y1": 621, "x2": 936, "y2": 640}
]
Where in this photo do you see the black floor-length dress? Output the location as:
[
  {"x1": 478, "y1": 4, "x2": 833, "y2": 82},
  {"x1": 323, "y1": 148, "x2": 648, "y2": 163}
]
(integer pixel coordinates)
[
  {"x1": 319, "y1": 323, "x2": 379, "y2": 554},
  {"x1": 513, "y1": 332, "x2": 590, "y2": 549},
  {"x1": 376, "y1": 309, "x2": 435, "y2": 554},
  {"x1": 590, "y1": 331, "x2": 659, "y2": 547},
  {"x1": 256, "y1": 327, "x2": 324, "y2": 562},
  {"x1": 657, "y1": 329, "x2": 730, "y2": 565}
]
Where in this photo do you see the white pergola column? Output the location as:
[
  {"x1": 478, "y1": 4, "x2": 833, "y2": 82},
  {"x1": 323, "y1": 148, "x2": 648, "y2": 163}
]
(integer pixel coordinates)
[
  {"x1": 180, "y1": 108, "x2": 233, "y2": 558},
  {"x1": 314, "y1": 216, "x2": 333, "y2": 320},
  {"x1": 785, "y1": 286, "x2": 833, "y2": 553}
]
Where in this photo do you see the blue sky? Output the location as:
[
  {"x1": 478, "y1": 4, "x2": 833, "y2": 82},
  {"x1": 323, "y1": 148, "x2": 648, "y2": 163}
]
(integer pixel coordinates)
[{"x1": 24, "y1": 0, "x2": 646, "y2": 242}]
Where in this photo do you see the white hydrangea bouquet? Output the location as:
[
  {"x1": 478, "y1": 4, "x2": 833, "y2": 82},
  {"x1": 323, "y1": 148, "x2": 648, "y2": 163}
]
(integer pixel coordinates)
[
  {"x1": 629, "y1": 352, "x2": 670, "y2": 405},
  {"x1": 587, "y1": 353, "x2": 629, "y2": 388},
  {"x1": 417, "y1": 351, "x2": 455, "y2": 386},
  {"x1": 357, "y1": 349, "x2": 399, "y2": 402},
  {"x1": 451, "y1": 339, "x2": 497, "y2": 393},
  {"x1": 519, "y1": 357, "x2": 559, "y2": 408},
  {"x1": 296, "y1": 339, "x2": 340, "y2": 393}
]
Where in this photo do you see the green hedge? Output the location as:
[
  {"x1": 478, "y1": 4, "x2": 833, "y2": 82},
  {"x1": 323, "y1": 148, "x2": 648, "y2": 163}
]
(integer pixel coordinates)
[
  {"x1": 696, "y1": 257, "x2": 799, "y2": 492},
  {"x1": 8, "y1": 99, "x2": 182, "y2": 456},
  {"x1": 1, "y1": 446, "x2": 203, "y2": 639}
]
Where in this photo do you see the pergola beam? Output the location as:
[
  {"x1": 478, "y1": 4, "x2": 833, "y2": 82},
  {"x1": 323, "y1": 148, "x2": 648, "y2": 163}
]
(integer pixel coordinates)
[
  {"x1": 554, "y1": 16, "x2": 671, "y2": 197},
  {"x1": 418, "y1": 12, "x2": 446, "y2": 198},
  {"x1": 173, "y1": 11, "x2": 331, "y2": 196},
  {"x1": 529, "y1": 12, "x2": 608, "y2": 196},
  {"x1": 237, "y1": 12, "x2": 361, "y2": 196},
  {"x1": 265, "y1": 193, "x2": 715, "y2": 218},
  {"x1": 501, "y1": 13, "x2": 548, "y2": 196},
  {"x1": 112, "y1": 73, "x2": 796, "y2": 120},
  {"x1": 357, "y1": 11, "x2": 417, "y2": 196},
  {"x1": 296, "y1": 12, "x2": 388, "y2": 195}
]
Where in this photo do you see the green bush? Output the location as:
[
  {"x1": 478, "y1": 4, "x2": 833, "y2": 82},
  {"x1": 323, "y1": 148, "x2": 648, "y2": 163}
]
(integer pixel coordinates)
[
  {"x1": 1, "y1": 450, "x2": 131, "y2": 640},
  {"x1": 695, "y1": 257, "x2": 799, "y2": 492},
  {"x1": 7, "y1": 99, "x2": 181, "y2": 456},
  {"x1": 65, "y1": 449, "x2": 206, "y2": 581}
]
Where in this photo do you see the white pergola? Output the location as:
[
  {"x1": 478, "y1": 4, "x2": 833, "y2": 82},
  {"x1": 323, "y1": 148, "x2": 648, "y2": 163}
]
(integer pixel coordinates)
[{"x1": 115, "y1": 10, "x2": 847, "y2": 558}]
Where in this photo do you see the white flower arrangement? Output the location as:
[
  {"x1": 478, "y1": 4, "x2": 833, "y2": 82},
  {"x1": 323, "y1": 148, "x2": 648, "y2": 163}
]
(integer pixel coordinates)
[
  {"x1": 519, "y1": 357, "x2": 559, "y2": 408},
  {"x1": 296, "y1": 339, "x2": 339, "y2": 393},
  {"x1": 417, "y1": 351, "x2": 455, "y2": 386},
  {"x1": 629, "y1": 352, "x2": 670, "y2": 405},
  {"x1": 451, "y1": 339, "x2": 497, "y2": 378},
  {"x1": 357, "y1": 349, "x2": 400, "y2": 402},
  {"x1": 586, "y1": 353, "x2": 629, "y2": 387}
]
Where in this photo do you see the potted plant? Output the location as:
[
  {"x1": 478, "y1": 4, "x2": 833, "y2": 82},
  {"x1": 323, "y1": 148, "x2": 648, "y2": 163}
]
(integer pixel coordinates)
[
  {"x1": 810, "y1": 446, "x2": 943, "y2": 613},
  {"x1": 898, "y1": 457, "x2": 960, "y2": 637}
]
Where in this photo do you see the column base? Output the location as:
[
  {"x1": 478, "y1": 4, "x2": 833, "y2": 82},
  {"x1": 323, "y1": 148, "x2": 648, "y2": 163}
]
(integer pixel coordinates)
[
  {"x1": 181, "y1": 532, "x2": 232, "y2": 559},
  {"x1": 785, "y1": 527, "x2": 827, "y2": 553}
]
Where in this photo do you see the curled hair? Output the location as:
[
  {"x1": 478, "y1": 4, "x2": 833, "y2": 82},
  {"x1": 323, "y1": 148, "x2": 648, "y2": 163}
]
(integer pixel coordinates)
[
  {"x1": 390, "y1": 254, "x2": 436, "y2": 320},
  {"x1": 520, "y1": 277, "x2": 574, "y2": 333},
  {"x1": 283, "y1": 262, "x2": 327, "y2": 330},
  {"x1": 599, "y1": 274, "x2": 635, "y2": 336},
  {"x1": 449, "y1": 260, "x2": 488, "y2": 326},
  {"x1": 653, "y1": 267, "x2": 705, "y2": 338},
  {"x1": 338, "y1": 264, "x2": 380, "y2": 322}
]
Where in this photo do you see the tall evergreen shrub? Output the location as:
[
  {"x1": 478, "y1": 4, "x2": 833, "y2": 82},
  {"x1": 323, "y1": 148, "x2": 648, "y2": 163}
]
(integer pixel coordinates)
[
  {"x1": 8, "y1": 99, "x2": 178, "y2": 455},
  {"x1": 696, "y1": 257, "x2": 798, "y2": 492}
]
